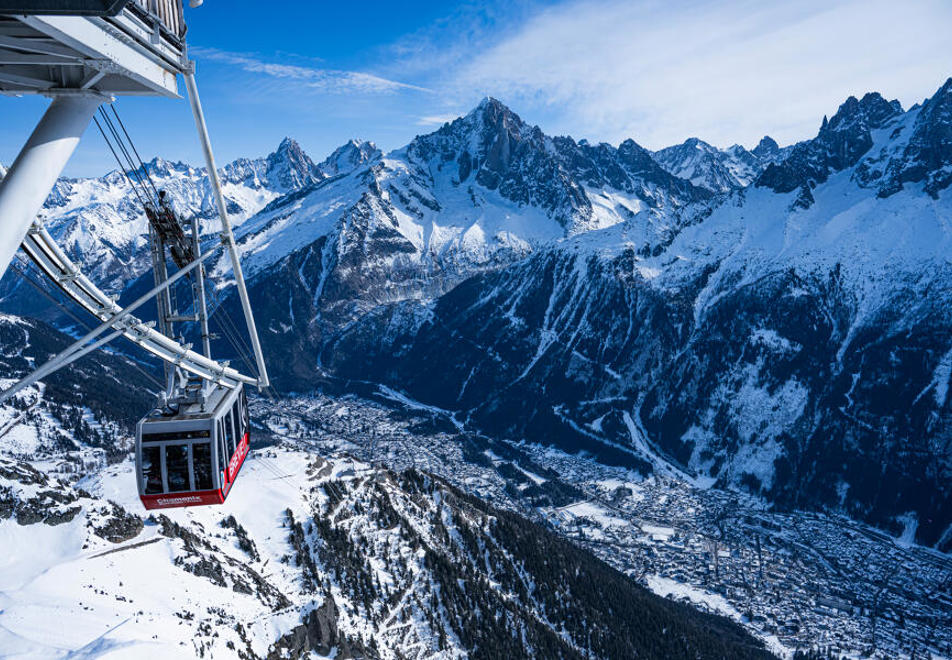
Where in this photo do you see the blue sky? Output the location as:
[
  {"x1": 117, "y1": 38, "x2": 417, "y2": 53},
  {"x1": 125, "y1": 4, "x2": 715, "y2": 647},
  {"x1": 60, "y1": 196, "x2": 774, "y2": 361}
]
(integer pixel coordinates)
[{"x1": 1, "y1": 0, "x2": 950, "y2": 176}]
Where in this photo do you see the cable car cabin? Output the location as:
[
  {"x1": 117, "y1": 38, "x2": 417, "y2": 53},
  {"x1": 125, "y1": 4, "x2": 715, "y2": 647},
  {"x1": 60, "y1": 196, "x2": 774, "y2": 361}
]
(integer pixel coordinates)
[{"x1": 135, "y1": 384, "x2": 250, "y2": 510}]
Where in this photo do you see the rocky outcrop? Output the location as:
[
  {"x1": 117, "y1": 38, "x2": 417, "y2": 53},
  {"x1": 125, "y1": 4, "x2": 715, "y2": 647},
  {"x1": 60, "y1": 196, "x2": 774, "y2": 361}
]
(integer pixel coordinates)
[{"x1": 757, "y1": 92, "x2": 903, "y2": 198}]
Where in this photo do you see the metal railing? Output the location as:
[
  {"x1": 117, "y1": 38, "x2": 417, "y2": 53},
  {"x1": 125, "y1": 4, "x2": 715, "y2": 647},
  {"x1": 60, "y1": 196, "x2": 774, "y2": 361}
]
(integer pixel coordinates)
[{"x1": 128, "y1": 0, "x2": 185, "y2": 40}]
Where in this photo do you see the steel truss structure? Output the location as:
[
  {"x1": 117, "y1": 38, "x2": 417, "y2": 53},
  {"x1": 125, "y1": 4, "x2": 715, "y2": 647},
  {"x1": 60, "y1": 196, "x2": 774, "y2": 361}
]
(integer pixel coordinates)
[{"x1": 0, "y1": 1, "x2": 269, "y2": 406}]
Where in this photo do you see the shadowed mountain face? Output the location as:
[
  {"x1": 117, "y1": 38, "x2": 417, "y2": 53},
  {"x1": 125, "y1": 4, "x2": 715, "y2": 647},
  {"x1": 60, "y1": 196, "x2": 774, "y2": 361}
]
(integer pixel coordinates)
[
  {"x1": 4, "y1": 80, "x2": 952, "y2": 551},
  {"x1": 232, "y1": 83, "x2": 952, "y2": 549}
]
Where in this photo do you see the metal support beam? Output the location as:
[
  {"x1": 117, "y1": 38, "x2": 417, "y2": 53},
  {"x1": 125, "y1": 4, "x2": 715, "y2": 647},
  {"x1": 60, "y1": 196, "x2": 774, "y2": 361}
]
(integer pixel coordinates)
[
  {"x1": 18, "y1": 15, "x2": 180, "y2": 96},
  {"x1": 79, "y1": 68, "x2": 105, "y2": 88},
  {"x1": 0, "y1": 69, "x2": 55, "y2": 88},
  {"x1": 20, "y1": 225, "x2": 255, "y2": 388},
  {"x1": 184, "y1": 67, "x2": 270, "y2": 390},
  {"x1": 0, "y1": 92, "x2": 102, "y2": 281},
  {"x1": 191, "y1": 215, "x2": 212, "y2": 359},
  {"x1": 0, "y1": 34, "x2": 80, "y2": 58},
  {"x1": 0, "y1": 52, "x2": 83, "y2": 65}
]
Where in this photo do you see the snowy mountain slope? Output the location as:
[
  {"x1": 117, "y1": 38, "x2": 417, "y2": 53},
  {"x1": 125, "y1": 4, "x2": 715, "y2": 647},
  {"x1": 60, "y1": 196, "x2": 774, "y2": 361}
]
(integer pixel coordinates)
[
  {"x1": 0, "y1": 136, "x2": 365, "y2": 320},
  {"x1": 205, "y1": 99, "x2": 715, "y2": 379},
  {"x1": 231, "y1": 98, "x2": 711, "y2": 282},
  {"x1": 0, "y1": 314, "x2": 157, "y2": 444},
  {"x1": 0, "y1": 442, "x2": 774, "y2": 659},
  {"x1": 5, "y1": 79, "x2": 952, "y2": 556},
  {"x1": 319, "y1": 78, "x2": 952, "y2": 549},
  {"x1": 653, "y1": 137, "x2": 786, "y2": 193}
]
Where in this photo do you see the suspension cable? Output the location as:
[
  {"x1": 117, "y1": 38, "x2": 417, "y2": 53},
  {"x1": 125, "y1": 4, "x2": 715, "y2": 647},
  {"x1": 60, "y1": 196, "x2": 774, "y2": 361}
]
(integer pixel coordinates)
[
  {"x1": 110, "y1": 105, "x2": 162, "y2": 203},
  {"x1": 93, "y1": 115, "x2": 150, "y2": 210},
  {"x1": 98, "y1": 108, "x2": 155, "y2": 207}
]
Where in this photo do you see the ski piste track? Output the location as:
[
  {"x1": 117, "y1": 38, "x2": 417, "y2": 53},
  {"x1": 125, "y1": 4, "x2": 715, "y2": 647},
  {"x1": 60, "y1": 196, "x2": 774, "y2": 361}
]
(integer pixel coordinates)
[{"x1": 20, "y1": 222, "x2": 253, "y2": 390}]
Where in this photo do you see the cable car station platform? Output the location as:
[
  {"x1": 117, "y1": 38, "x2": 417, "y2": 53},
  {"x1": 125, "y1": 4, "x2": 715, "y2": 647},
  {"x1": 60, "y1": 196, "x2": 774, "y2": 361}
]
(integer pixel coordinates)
[{"x1": 0, "y1": 0, "x2": 185, "y2": 97}]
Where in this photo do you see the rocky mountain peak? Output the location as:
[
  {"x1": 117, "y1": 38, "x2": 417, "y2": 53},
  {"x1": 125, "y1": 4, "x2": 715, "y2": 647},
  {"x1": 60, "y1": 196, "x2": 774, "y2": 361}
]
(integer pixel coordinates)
[
  {"x1": 265, "y1": 137, "x2": 318, "y2": 190},
  {"x1": 825, "y1": 92, "x2": 902, "y2": 134},
  {"x1": 654, "y1": 137, "x2": 767, "y2": 193},
  {"x1": 143, "y1": 156, "x2": 189, "y2": 179},
  {"x1": 752, "y1": 135, "x2": 780, "y2": 160},
  {"x1": 757, "y1": 90, "x2": 904, "y2": 198},
  {"x1": 685, "y1": 137, "x2": 716, "y2": 152},
  {"x1": 316, "y1": 138, "x2": 381, "y2": 178},
  {"x1": 468, "y1": 96, "x2": 525, "y2": 129},
  {"x1": 872, "y1": 77, "x2": 952, "y2": 198}
]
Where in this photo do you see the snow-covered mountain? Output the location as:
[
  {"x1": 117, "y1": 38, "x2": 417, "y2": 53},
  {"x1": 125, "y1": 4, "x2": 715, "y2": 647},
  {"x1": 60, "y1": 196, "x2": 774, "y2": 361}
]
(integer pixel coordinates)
[
  {"x1": 0, "y1": 318, "x2": 772, "y2": 660},
  {"x1": 4, "y1": 80, "x2": 952, "y2": 555},
  {"x1": 312, "y1": 81, "x2": 952, "y2": 550},
  {"x1": 213, "y1": 98, "x2": 713, "y2": 374},
  {"x1": 0, "y1": 136, "x2": 377, "y2": 318},
  {"x1": 653, "y1": 137, "x2": 787, "y2": 193}
]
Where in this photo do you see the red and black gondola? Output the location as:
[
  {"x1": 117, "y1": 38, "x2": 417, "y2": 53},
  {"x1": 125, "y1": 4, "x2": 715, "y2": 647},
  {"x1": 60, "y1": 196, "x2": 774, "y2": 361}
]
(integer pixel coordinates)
[{"x1": 135, "y1": 384, "x2": 250, "y2": 510}]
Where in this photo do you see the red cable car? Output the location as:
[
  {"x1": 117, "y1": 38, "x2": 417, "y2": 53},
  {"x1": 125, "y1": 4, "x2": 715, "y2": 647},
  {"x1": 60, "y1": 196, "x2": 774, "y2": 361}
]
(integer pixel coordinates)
[{"x1": 135, "y1": 384, "x2": 250, "y2": 510}]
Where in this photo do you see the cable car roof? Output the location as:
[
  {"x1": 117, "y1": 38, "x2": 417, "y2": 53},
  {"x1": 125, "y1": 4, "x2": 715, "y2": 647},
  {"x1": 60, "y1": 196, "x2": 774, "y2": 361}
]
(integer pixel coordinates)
[{"x1": 141, "y1": 384, "x2": 238, "y2": 424}]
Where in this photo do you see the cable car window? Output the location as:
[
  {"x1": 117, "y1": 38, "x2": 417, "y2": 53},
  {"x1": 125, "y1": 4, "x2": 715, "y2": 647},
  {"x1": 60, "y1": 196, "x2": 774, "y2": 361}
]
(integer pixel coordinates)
[
  {"x1": 232, "y1": 400, "x2": 241, "y2": 437},
  {"x1": 192, "y1": 443, "x2": 213, "y2": 490},
  {"x1": 231, "y1": 404, "x2": 240, "y2": 442},
  {"x1": 142, "y1": 445, "x2": 163, "y2": 494},
  {"x1": 223, "y1": 410, "x2": 235, "y2": 457},
  {"x1": 166, "y1": 445, "x2": 190, "y2": 492},
  {"x1": 242, "y1": 390, "x2": 249, "y2": 434},
  {"x1": 142, "y1": 430, "x2": 209, "y2": 442},
  {"x1": 217, "y1": 421, "x2": 227, "y2": 481}
]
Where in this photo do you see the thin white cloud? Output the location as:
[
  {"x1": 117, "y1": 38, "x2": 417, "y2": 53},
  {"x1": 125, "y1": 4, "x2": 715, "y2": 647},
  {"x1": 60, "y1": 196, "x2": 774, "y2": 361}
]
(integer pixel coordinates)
[
  {"x1": 193, "y1": 47, "x2": 430, "y2": 95},
  {"x1": 416, "y1": 113, "x2": 462, "y2": 126},
  {"x1": 405, "y1": 0, "x2": 952, "y2": 149}
]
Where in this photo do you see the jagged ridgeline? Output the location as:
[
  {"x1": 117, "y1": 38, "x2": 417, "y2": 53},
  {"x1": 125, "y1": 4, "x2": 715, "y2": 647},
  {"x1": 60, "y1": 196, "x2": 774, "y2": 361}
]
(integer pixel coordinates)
[{"x1": 3, "y1": 78, "x2": 952, "y2": 551}]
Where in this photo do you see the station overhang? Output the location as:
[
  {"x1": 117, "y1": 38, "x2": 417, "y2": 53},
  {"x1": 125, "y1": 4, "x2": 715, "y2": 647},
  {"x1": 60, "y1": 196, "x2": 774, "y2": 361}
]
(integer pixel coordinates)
[
  {"x1": 0, "y1": 1, "x2": 184, "y2": 97},
  {"x1": 0, "y1": 1, "x2": 130, "y2": 16}
]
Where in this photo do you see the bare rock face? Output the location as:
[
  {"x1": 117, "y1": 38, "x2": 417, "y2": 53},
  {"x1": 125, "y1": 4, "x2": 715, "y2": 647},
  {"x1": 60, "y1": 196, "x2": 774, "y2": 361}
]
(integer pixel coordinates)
[
  {"x1": 92, "y1": 502, "x2": 144, "y2": 543},
  {"x1": 267, "y1": 596, "x2": 352, "y2": 660},
  {"x1": 0, "y1": 458, "x2": 82, "y2": 526},
  {"x1": 757, "y1": 92, "x2": 903, "y2": 198},
  {"x1": 875, "y1": 77, "x2": 952, "y2": 198}
]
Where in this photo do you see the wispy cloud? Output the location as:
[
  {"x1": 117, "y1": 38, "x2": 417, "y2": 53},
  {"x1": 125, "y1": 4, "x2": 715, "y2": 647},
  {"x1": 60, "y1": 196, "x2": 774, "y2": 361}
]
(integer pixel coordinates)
[
  {"x1": 193, "y1": 47, "x2": 430, "y2": 95},
  {"x1": 394, "y1": 0, "x2": 952, "y2": 149},
  {"x1": 416, "y1": 113, "x2": 462, "y2": 126}
]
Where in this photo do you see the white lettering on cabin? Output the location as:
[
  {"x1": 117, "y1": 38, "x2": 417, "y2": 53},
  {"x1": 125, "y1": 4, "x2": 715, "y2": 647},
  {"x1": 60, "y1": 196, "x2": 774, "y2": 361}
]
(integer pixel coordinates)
[{"x1": 156, "y1": 495, "x2": 202, "y2": 505}]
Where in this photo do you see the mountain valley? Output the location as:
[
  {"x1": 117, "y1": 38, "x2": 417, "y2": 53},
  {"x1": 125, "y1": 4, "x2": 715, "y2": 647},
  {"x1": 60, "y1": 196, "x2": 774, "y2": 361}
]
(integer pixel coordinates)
[{"x1": 2, "y1": 76, "x2": 952, "y2": 659}]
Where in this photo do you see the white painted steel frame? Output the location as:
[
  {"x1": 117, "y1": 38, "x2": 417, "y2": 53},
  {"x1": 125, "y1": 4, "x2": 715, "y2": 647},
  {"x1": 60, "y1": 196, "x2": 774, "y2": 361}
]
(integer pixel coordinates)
[
  {"x1": 16, "y1": 14, "x2": 180, "y2": 96},
  {"x1": 16, "y1": 226, "x2": 255, "y2": 390},
  {"x1": 0, "y1": 242, "x2": 216, "y2": 403},
  {"x1": 184, "y1": 69, "x2": 270, "y2": 389}
]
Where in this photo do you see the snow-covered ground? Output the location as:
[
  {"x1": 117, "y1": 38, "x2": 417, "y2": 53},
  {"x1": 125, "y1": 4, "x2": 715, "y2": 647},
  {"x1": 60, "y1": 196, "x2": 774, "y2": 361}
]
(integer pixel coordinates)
[{"x1": 1, "y1": 449, "x2": 311, "y2": 658}]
